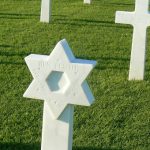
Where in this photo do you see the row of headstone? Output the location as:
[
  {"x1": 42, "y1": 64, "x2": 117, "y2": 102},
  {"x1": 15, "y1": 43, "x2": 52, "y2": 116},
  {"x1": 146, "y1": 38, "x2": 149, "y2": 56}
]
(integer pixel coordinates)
[
  {"x1": 40, "y1": 0, "x2": 92, "y2": 23},
  {"x1": 23, "y1": 0, "x2": 150, "y2": 150},
  {"x1": 40, "y1": 0, "x2": 150, "y2": 80}
]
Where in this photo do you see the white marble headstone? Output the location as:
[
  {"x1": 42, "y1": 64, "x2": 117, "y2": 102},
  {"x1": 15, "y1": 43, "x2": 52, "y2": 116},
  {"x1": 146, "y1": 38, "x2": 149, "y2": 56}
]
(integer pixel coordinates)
[
  {"x1": 40, "y1": 0, "x2": 51, "y2": 23},
  {"x1": 23, "y1": 39, "x2": 96, "y2": 150},
  {"x1": 115, "y1": 0, "x2": 150, "y2": 80},
  {"x1": 84, "y1": 0, "x2": 92, "y2": 4}
]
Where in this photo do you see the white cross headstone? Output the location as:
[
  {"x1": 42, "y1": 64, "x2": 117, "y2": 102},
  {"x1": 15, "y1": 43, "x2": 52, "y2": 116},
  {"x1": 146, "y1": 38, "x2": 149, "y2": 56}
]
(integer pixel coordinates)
[
  {"x1": 40, "y1": 0, "x2": 51, "y2": 23},
  {"x1": 84, "y1": 0, "x2": 92, "y2": 4},
  {"x1": 23, "y1": 39, "x2": 96, "y2": 150},
  {"x1": 115, "y1": 0, "x2": 150, "y2": 80}
]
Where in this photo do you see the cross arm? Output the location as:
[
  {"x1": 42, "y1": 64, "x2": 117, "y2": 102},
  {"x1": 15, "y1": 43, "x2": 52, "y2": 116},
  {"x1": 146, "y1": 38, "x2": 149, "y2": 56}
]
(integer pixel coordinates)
[{"x1": 115, "y1": 11, "x2": 135, "y2": 26}]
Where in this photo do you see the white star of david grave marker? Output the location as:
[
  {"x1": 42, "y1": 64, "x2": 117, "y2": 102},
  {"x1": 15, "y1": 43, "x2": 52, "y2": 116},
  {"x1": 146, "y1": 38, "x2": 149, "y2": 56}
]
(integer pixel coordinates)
[
  {"x1": 23, "y1": 39, "x2": 96, "y2": 150},
  {"x1": 115, "y1": 0, "x2": 150, "y2": 80},
  {"x1": 40, "y1": 0, "x2": 92, "y2": 23}
]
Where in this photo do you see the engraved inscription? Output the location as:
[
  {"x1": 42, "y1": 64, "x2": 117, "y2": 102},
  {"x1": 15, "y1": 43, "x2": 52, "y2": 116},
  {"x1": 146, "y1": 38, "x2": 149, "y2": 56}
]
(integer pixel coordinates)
[{"x1": 38, "y1": 61, "x2": 78, "y2": 72}]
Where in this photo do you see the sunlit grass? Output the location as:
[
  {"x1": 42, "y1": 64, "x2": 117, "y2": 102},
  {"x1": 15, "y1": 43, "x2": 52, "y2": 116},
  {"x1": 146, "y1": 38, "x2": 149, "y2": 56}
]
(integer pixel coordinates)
[{"x1": 1, "y1": 0, "x2": 150, "y2": 149}]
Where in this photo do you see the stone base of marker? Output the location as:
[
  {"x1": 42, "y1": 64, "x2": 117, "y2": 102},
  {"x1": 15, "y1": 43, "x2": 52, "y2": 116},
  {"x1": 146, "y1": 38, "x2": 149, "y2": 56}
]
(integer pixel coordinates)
[
  {"x1": 40, "y1": 0, "x2": 51, "y2": 23},
  {"x1": 41, "y1": 102, "x2": 74, "y2": 150},
  {"x1": 84, "y1": 0, "x2": 91, "y2": 4}
]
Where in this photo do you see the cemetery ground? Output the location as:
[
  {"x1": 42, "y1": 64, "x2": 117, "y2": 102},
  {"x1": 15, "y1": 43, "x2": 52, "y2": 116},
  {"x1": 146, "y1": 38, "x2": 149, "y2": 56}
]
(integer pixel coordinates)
[{"x1": 1, "y1": 0, "x2": 150, "y2": 149}]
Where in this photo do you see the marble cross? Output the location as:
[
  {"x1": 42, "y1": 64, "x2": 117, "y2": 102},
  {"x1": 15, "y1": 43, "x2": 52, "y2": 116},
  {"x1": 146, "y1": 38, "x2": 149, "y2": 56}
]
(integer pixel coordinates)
[
  {"x1": 23, "y1": 39, "x2": 96, "y2": 150},
  {"x1": 115, "y1": 0, "x2": 150, "y2": 80}
]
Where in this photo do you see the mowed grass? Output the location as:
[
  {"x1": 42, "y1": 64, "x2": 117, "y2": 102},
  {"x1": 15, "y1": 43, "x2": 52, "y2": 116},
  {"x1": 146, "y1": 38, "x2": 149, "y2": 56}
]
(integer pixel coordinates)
[{"x1": 1, "y1": 0, "x2": 150, "y2": 149}]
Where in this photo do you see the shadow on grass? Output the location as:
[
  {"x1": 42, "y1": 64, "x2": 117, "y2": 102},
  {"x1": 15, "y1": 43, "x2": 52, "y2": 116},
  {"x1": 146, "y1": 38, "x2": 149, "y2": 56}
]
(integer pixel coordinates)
[
  {"x1": 0, "y1": 53, "x2": 129, "y2": 69},
  {"x1": 0, "y1": 48, "x2": 28, "y2": 65},
  {"x1": 0, "y1": 13, "x2": 67, "y2": 20},
  {"x1": 0, "y1": 44, "x2": 13, "y2": 48},
  {"x1": 0, "y1": 143, "x2": 40, "y2": 150},
  {"x1": 0, "y1": 13, "x2": 39, "y2": 19},
  {"x1": 0, "y1": 13, "x2": 38, "y2": 16},
  {"x1": 93, "y1": 0, "x2": 133, "y2": 6},
  {"x1": 0, "y1": 143, "x2": 122, "y2": 150},
  {"x1": 0, "y1": 50, "x2": 30, "y2": 57},
  {"x1": 79, "y1": 56, "x2": 129, "y2": 62},
  {"x1": 78, "y1": 55, "x2": 130, "y2": 70},
  {"x1": 73, "y1": 146, "x2": 123, "y2": 150},
  {"x1": 0, "y1": 61, "x2": 24, "y2": 65},
  {"x1": 53, "y1": 18, "x2": 131, "y2": 29},
  {"x1": 104, "y1": 2, "x2": 133, "y2": 7},
  {"x1": 0, "y1": 12, "x2": 131, "y2": 30}
]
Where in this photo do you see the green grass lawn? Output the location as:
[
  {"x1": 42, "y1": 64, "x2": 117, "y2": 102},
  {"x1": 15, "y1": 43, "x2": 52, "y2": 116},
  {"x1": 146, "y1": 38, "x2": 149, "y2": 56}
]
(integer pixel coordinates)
[{"x1": 1, "y1": 0, "x2": 150, "y2": 149}]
